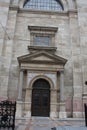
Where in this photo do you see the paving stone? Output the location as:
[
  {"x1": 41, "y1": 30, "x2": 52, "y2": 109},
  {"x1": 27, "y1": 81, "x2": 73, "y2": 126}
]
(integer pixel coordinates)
[
  {"x1": 54, "y1": 126, "x2": 87, "y2": 130},
  {"x1": 14, "y1": 118, "x2": 85, "y2": 130},
  {"x1": 33, "y1": 126, "x2": 51, "y2": 130}
]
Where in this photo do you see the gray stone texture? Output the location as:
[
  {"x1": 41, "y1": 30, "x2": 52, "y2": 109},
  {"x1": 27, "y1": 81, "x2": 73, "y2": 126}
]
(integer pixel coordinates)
[{"x1": 0, "y1": 0, "x2": 87, "y2": 118}]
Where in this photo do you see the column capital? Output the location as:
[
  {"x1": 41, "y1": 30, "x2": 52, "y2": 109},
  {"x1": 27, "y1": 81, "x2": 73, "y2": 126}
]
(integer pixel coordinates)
[
  {"x1": 19, "y1": 69, "x2": 25, "y2": 72},
  {"x1": 59, "y1": 69, "x2": 64, "y2": 73}
]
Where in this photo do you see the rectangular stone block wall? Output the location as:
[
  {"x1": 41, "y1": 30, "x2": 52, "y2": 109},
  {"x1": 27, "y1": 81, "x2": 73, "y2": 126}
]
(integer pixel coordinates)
[{"x1": 0, "y1": 0, "x2": 10, "y2": 99}]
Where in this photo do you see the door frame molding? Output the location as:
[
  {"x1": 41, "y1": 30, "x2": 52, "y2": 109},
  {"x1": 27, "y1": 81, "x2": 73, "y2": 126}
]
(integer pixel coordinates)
[
  {"x1": 30, "y1": 75, "x2": 54, "y2": 117},
  {"x1": 29, "y1": 75, "x2": 54, "y2": 90}
]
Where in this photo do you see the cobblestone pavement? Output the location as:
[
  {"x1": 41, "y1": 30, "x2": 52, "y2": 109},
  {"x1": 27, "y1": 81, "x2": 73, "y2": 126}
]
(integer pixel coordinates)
[{"x1": 15, "y1": 117, "x2": 85, "y2": 130}]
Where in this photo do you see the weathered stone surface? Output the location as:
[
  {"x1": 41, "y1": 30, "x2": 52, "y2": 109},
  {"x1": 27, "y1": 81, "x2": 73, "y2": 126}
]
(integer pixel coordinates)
[{"x1": 0, "y1": 0, "x2": 87, "y2": 118}]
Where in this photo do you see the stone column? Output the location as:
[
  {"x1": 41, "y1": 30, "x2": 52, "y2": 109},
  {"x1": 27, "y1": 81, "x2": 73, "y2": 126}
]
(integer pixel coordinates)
[
  {"x1": 18, "y1": 70, "x2": 23, "y2": 100},
  {"x1": 59, "y1": 71, "x2": 67, "y2": 118},
  {"x1": 60, "y1": 71, "x2": 64, "y2": 101},
  {"x1": 16, "y1": 70, "x2": 24, "y2": 118}
]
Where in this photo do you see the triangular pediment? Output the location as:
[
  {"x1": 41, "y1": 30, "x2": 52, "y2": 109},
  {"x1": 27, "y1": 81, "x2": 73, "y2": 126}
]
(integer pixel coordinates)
[{"x1": 18, "y1": 51, "x2": 67, "y2": 65}]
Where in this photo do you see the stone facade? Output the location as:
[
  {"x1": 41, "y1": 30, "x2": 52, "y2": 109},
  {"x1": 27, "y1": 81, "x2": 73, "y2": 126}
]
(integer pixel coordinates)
[{"x1": 0, "y1": 0, "x2": 87, "y2": 118}]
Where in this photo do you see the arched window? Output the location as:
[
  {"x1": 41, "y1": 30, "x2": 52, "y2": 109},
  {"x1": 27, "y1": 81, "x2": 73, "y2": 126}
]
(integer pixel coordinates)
[{"x1": 24, "y1": 0, "x2": 64, "y2": 11}]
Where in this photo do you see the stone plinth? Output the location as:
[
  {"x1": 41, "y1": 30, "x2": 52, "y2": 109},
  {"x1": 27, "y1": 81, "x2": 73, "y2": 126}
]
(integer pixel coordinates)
[
  {"x1": 16, "y1": 101, "x2": 23, "y2": 118},
  {"x1": 59, "y1": 102, "x2": 67, "y2": 118}
]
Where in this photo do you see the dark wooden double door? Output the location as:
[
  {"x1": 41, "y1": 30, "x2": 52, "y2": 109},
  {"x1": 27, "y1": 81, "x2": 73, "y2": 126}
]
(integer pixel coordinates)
[{"x1": 31, "y1": 79, "x2": 50, "y2": 117}]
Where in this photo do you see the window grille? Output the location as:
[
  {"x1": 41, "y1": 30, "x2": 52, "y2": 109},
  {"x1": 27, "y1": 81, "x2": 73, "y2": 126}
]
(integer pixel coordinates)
[{"x1": 24, "y1": 0, "x2": 64, "y2": 11}]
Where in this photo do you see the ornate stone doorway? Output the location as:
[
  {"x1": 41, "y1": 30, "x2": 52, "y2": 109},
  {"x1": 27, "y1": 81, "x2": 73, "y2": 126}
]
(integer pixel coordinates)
[
  {"x1": 16, "y1": 47, "x2": 67, "y2": 118},
  {"x1": 31, "y1": 78, "x2": 50, "y2": 117}
]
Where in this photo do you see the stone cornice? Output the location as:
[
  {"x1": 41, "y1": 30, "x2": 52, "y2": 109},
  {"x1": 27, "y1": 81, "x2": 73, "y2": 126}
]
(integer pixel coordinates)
[
  {"x1": 18, "y1": 8, "x2": 69, "y2": 16},
  {"x1": 9, "y1": 5, "x2": 19, "y2": 11},
  {"x1": 28, "y1": 26, "x2": 58, "y2": 32},
  {"x1": 18, "y1": 8, "x2": 78, "y2": 16},
  {"x1": 9, "y1": 6, "x2": 78, "y2": 16},
  {"x1": 28, "y1": 46, "x2": 57, "y2": 53},
  {"x1": 68, "y1": 9, "x2": 78, "y2": 16},
  {"x1": 82, "y1": 93, "x2": 87, "y2": 98}
]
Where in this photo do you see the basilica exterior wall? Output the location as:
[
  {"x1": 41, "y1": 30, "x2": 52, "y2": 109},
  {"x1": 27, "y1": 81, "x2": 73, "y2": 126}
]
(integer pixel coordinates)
[{"x1": 0, "y1": 0, "x2": 87, "y2": 118}]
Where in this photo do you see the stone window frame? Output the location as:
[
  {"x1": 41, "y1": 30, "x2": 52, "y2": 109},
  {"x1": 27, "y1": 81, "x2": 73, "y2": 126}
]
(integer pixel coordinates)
[{"x1": 28, "y1": 26, "x2": 58, "y2": 47}]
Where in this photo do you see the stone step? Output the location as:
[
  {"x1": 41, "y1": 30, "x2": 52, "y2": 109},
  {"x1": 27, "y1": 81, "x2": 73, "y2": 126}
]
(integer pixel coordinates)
[{"x1": 52, "y1": 126, "x2": 87, "y2": 130}]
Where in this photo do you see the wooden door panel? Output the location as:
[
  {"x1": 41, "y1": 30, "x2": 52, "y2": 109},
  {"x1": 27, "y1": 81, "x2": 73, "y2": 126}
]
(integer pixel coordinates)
[
  {"x1": 32, "y1": 89, "x2": 50, "y2": 116},
  {"x1": 32, "y1": 90, "x2": 41, "y2": 116},
  {"x1": 41, "y1": 90, "x2": 50, "y2": 116},
  {"x1": 31, "y1": 79, "x2": 50, "y2": 117}
]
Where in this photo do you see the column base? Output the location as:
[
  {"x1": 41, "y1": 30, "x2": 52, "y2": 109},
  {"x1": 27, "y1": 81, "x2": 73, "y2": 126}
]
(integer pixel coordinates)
[
  {"x1": 59, "y1": 112, "x2": 67, "y2": 118},
  {"x1": 59, "y1": 102, "x2": 67, "y2": 118},
  {"x1": 50, "y1": 112, "x2": 58, "y2": 118},
  {"x1": 24, "y1": 111, "x2": 31, "y2": 118},
  {"x1": 16, "y1": 100, "x2": 23, "y2": 118},
  {"x1": 73, "y1": 112, "x2": 83, "y2": 118}
]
